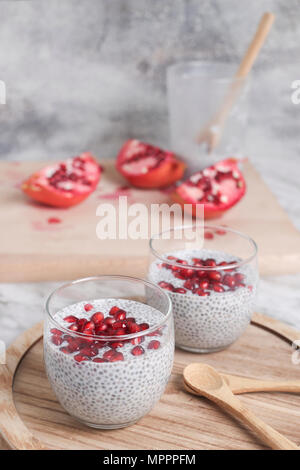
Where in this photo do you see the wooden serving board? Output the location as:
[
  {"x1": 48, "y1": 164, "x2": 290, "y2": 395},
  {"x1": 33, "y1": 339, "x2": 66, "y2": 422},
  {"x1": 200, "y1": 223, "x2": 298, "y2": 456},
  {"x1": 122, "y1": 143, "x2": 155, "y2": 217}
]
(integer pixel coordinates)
[
  {"x1": 1, "y1": 313, "x2": 300, "y2": 450},
  {"x1": 0, "y1": 159, "x2": 300, "y2": 282}
]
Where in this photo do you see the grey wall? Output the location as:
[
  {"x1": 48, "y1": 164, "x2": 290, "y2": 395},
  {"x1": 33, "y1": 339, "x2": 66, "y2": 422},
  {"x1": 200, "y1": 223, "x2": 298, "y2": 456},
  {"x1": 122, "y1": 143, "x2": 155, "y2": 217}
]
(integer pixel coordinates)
[{"x1": 0, "y1": 0, "x2": 299, "y2": 163}]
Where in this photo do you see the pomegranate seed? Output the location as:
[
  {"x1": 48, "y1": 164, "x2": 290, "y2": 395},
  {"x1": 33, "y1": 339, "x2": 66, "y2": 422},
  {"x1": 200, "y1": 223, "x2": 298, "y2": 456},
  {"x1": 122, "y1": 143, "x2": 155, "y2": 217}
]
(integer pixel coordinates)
[
  {"x1": 60, "y1": 347, "x2": 71, "y2": 354},
  {"x1": 93, "y1": 358, "x2": 108, "y2": 363},
  {"x1": 148, "y1": 340, "x2": 160, "y2": 350},
  {"x1": 131, "y1": 346, "x2": 145, "y2": 356},
  {"x1": 234, "y1": 273, "x2": 245, "y2": 282},
  {"x1": 74, "y1": 354, "x2": 89, "y2": 362},
  {"x1": 113, "y1": 328, "x2": 127, "y2": 336},
  {"x1": 209, "y1": 271, "x2": 222, "y2": 281},
  {"x1": 84, "y1": 321, "x2": 95, "y2": 330},
  {"x1": 66, "y1": 339, "x2": 81, "y2": 353},
  {"x1": 194, "y1": 288, "x2": 210, "y2": 296},
  {"x1": 213, "y1": 283, "x2": 225, "y2": 293},
  {"x1": 50, "y1": 328, "x2": 63, "y2": 336},
  {"x1": 103, "y1": 349, "x2": 116, "y2": 360},
  {"x1": 248, "y1": 285, "x2": 253, "y2": 291},
  {"x1": 77, "y1": 318, "x2": 87, "y2": 331},
  {"x1": 131, "y1": 336, "x2": 144, "y2": 345},
  {"x1": 204, "y1": 231, "x2": 214, "y2": 240},
  {"x1": 158, "y1": 281, "x2": 174, "y2": 292},
  {"x1": 199, "y1": 280, "x2": 209, "y2": 289},
  {"x1": 104, "y1": 317, "x2": 116, "y2": 326},
  {"x1": 236, "y1": 282, "x2": 246, "y2": 288},
  {"x1": 91, "y1": 312, "x2": 104, "y2": 324},
  {"x1": 112, "y1": 320, "x2": 127, "y2": 330},
  {"x1": 192, "y1": 258, "x2": 203, "y2": 265},
  {"x1": 216, "y1": 229, "x2": 226, "y2": 235},
  {"x1": 223, "y1": 274, "x2": 236, "y2": 288},
  {"x1": 126, "y1": 322, "x2": 140, "y2": 334},
  {"x1": 51, "y1": 335, "x2": 63, "y2": 346},
  {"x1": 68, "y1": 323, "x2": 79, "y2": 331},
  {"x1": 167, "y1": 255, "x2": 176, "y2": 260},
  {"x1": 174, "y1": 272, "x2": 185, "y2": 280},
  {"x1": 109, "y1": 306, "x2": 120, "y2": 316},
  {"x1": 64, "y1": 315, "x2": 78, "y2": 323},
  {"x1": 84, "y1": 303, "x2": 93, "y2": 312},
  {"x1": 80, "y1": 347, "x2": 98, "y2": 357},
  {"x1": 196, "y1": 270, "x2": 207, "y2": 278},
  {"x1": 204, "y1": 258, "x2": 216, "y2": 267},
  {"x1": 183, "y1": 279, "x2": 195, "y2": 290},
  {"x1": 218, "y1": 261, "x2": 228, "y2": 267},
  {"x1": 110, "y1": 352, "x2": 124, "y2": 362},
  {"x1": 115, "y1": 309, "x2": 126, "y2": 321},
  {"x1": 139, "y1": 322, "x2": 149, "y2": 331},
  {"x1": 174, "y1": 287, "x2": 187, "y2": 294},
  {"x1": 95, "y1": 322, "x2": 107, "y2": 333},
  {"x1": 48, "y1": 217, "x2": 61, "y2": 224}
]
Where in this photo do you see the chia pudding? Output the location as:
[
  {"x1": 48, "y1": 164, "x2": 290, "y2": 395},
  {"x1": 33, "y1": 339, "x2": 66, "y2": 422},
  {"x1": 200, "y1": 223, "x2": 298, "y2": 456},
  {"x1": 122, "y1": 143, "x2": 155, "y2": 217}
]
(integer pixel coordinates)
[
  {"x1": 44, "y1": 298, "x2": 174, "y2": 429},
  {"x1": 148, "y1": 249, "x2": 258, "y2": 352}
]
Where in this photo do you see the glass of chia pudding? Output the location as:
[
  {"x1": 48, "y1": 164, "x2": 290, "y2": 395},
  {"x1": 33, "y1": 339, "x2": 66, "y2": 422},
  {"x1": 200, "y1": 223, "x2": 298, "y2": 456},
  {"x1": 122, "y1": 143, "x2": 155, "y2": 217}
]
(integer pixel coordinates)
[
  {"x1": 44, "y1": 275, "x2": 174, "y2": 429},
  {"x1": 148, "y1": 225, "x2": 258, "y2": 353}
]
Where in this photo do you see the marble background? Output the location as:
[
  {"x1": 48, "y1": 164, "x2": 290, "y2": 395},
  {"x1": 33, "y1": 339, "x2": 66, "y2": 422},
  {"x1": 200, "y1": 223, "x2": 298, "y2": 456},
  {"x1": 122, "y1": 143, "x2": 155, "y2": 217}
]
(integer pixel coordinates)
[{"x1": 0, "y1": 0, "x2": 299, "y2": 345}]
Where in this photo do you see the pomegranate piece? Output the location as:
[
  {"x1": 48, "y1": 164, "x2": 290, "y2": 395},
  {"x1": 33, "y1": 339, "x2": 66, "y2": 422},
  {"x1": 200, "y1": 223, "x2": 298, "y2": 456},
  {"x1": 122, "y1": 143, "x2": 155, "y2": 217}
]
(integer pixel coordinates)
[
  {"x1": 111, "y1": 341, "x2": 124, "y2": 349},
  {"x1": 91, "y1": 312, "x2": 104, "y2": 324},
  {"x1": 21, "y1": 152, "x2": 102, "y2": 208},
  {"x1": 127, "y1": 322, "x2": 141, "y2": 334},
  {"x1": 103, "y1": 349, "x2": 116, "y2": 360},
  {"x1": 74, "y1": 354, "x2": 90, "y2": 363},
  {"x1": 208, "y1": 271, "x2": 222, "y2": 282},
  {"x1": 174, "y1": 287, "x2": 187, "y2": 294},
  {"x1": 139, "y1": 322, "x2": 150, "y2": 331},
  {"x1": 212, "y1": 283, "x2": 225, "y2": 293},
  {"x1": 64, "y1": 315, "x2": 78, "y2": 323},
  {"x1": 50, "y1": 328, "x2": 63, "y2": 336},
  {"x1": 115, "y1": 309, "x2": 127, "y2": 321},
  {"x1": 77, "y1": 318, "x2": 87, "y2": 331},
  {"x1": 109, "y1": 306, "x2": 121, "y2": 316},
  {"x1": 173, "y1": 158, "x2": 246, "y2": 218},
  {"x1": 116, "y1": 139, "x2": 185, "y2": 188},
  {"x1": 68, "y1": 323, "x2": 79, "y2": 331},
  {"x1": 93, "y1": 358, "x2": 108, "y2": 363},
  {"x1": 158, "y1": 281, "x2": 174, "y2": 292},
  {"x1": 110, "y1": 352, "x2": 124, "y2": 362},
  {"x1": 223, "y1": 274, "x2": 236, "y2": 288},
  {"x1": 51, "y1": 335, "x2": 63, "y2": 346},
  {"x1": 204, "y1": 231, "x2": 214, "y2": 240},
  {"x1": 131, "y1": 346, "x2": 145, "y2": 356},
  {"x1": 148, "y1": 340, "x2": 161, "y2": 350},
  {"x1": 84, "y1": 303, "x2": 93, "y2": 312}
]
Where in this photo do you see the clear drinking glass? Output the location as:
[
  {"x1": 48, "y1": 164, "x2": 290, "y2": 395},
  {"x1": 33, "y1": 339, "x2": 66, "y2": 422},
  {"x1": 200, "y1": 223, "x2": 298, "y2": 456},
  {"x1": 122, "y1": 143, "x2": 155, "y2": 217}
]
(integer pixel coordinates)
[
  {"x1": 44, "y1": 275, "x2": 174, "y2": 429},
  {"x1": 167, "y1": 61, "x2": 250, "y2": 175},
  {"x1": 148, "y1": 224, "x2": 258, "y2": 353}
]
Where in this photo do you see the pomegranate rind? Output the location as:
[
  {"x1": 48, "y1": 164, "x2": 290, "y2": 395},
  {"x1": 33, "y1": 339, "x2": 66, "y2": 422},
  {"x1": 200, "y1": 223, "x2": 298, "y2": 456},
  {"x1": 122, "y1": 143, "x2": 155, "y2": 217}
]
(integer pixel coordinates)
[
  {"x1": 116, "y1": 139, "x2": 185, "y2": 188},
  {"x1": 21, "y1": 152, "x2": 102, "y2": 208},
  {"x1": 173, "y1": 158, "x2": 246, "y2": 219}
]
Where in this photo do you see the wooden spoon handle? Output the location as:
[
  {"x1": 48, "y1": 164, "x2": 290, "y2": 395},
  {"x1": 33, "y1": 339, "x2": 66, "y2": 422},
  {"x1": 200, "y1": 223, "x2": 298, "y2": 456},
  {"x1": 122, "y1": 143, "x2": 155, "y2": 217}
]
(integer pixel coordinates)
[
  {"x1": 210, "y1": 391, "x2": 299, "y2": 450},
  {"x1": 225, "y1": 375, "x2": 300, "y2": 394},
  {"x1": 236, "y1": 12, "x2": 275, "y2": 78}
]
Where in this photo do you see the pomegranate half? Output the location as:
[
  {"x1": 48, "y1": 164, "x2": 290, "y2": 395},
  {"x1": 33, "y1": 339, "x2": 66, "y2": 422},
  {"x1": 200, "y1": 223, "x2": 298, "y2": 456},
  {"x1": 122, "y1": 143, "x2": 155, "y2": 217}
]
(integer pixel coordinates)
[
  {"x1": 116, "y1": 139, "x2": 185, "y2": 188},
  {"x1": 22, "y1": 152, "x2": 102, "y2": 208},
  {"x1": 173, "y1": 158, "x2": 246, "y2": 219}
]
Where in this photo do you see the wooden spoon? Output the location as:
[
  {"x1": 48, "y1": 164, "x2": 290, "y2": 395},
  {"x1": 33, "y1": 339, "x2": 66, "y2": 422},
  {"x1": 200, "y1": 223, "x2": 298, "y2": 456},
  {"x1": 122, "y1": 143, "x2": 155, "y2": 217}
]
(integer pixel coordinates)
[
  {"x1": 184, "y1": 363, "x2": 299, "y2": 450},
  {"x1": 184, "y1": 372, "x2": 300, "y2": 395},
  {"x1": 196, "y1": 12, "x2": 275, "y2": 152}
]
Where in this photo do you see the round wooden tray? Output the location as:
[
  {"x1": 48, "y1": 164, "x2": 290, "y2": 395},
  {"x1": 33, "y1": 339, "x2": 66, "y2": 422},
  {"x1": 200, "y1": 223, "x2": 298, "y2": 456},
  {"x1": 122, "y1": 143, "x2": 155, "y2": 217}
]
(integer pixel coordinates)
[{"x1": 1, "y1": 313, "x2": 300, "y2": 450}]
